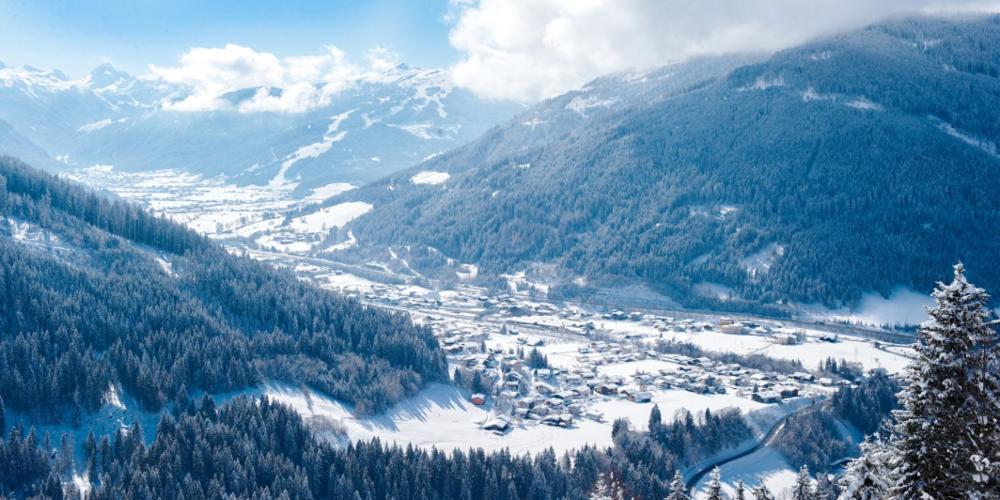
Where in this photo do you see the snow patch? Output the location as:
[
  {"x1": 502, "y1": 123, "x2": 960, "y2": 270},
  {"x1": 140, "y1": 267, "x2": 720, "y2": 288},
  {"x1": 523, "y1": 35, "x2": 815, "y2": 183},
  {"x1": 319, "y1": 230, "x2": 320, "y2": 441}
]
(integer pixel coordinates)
[
  {"x1": 694, "y1": 447, "x2": 797, "y2": 499},
  {"x1": 411, "y1": 170, "x2": 450, "y2": 185},
  {"x1": 693, "y1": 282, "x2": 740, "y2": 301},
  {"x1": 746, "y1": 75, "x2": 785, "y2": 91},
  {"x1": 288, "y1": 201, "x2": 373, "y2": 233},
  {"x1": 937, "y1": 120, "x2": 998, "y2": 157},
  {"x1": 306, "y1": 182, "x2": 355, "y2": 202},
  {"x1": 566, "y1": 95, "x2": 618, "y2": 118},
  {"x1": 155, "y1": 256, "x2": 176, "y2": 277},
  {"x1": 323, "y1": 230, "x2": 358, "y2": 252},
  {"x1": 77, "y1": 118, "x2": 113, "y2": 133},
  {"x1": 740, "y1": 243, "x2": 785, "y2": 277},
  {"x1": 269, "y1": 110, "x2": 354, "y2": 189},
  {"x1": 845, "y1": 97, "x2": 882, "y2": 111}
]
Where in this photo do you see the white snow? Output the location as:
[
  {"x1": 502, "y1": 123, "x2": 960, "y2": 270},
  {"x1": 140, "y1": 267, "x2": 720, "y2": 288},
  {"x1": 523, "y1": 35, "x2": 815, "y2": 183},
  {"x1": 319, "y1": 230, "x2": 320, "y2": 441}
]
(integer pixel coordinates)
[
  {"x1": 77, "y1": 118, "x2": 113, "y2": 133},
  {"x1": 155, "y1": 256, "x2": 176, "y2": 277},
  {"x1": 411, "y1": 171, "x2": 450, "y2": 185},
  {"x1": 306, "y1": 182, "x2": 355, "y2": 202},
  {"x1": 566, "y1": 95, "x2": 618, "y2": 118},
  {"x1": 937, "y1": 121, "x2": 998, "y2": 157},
  {"x1": 258, "y1": 382, "x2": 773, "y2": 456},
  {"x1": 456, "y1": 263, "x2": 479, "y2": 280},
  {"x1": 593, "y1": 319, "x2": 912, "y2": 373},
  {"x1": 591, "y1": 391, "x2": 765, "y2": 433},
  {"x1": 269, "y1": 110, "x2": 354, "y2": 188},
  {"x1": 323, "y1": 230, "x2": 358, "y2": 252},
  {"x1": 845, "y1": 97, "x2": 883, "y2": 111},
  {"x1": 392, "y1": 122, "x2": 439, "y2": 140},
  {"x1": 747, "y1": 76, "x2": 786, "y2": 91},
  {"x1": 693, "y1": 282, "x2": 739, "y2": 301},
  {"x1": 740, "y1": 243, "x2": 785, "y2": 277},
  {"x1": 288, "y1": 201, "x2": 372, "y2": 233},
  {"x1": 693, "y1": 447, "x2": 797, "y2": 499}
]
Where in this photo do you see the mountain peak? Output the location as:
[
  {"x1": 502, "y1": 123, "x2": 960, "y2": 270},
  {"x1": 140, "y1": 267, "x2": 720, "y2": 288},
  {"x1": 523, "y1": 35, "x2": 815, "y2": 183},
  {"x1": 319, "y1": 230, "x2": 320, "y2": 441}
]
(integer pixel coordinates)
[{"x1": 89, "y1": 63, "x2": 133, "y2": 89}]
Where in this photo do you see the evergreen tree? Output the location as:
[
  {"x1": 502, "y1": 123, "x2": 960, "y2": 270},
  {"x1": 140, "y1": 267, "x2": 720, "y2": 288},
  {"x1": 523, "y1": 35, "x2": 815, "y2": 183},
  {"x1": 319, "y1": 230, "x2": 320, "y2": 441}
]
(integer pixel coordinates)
[
  {"x1": 649, "y1": 404, "x2": 662, "y2": 433},
  {"x1": 791, "y1": 465, "x2": 812, "y2": 500},
  {"x1": 733, "y1": 481, "x2": 747, "y2": 500},
  {"x1": 705, "y1": 467, "x2": 725, "y2": 500},
  {"x1": 589, "y1": 473, "x2": 613, "y2": 500},
  {"x1": 666, "y1": 470, "x2": 690, "y2": 500},
  {"x1": 752, "y1": 485, "x2": 775, "y2": 500},
  {"x1": 813, "y1": 473, "x2": 836, "y2": 500},
  {"x1": 890, "y1": 263, "x2": 1000, "y2": 498},
  {"x1": 838, "y1": 437, "x2": 894, "y2": 499}
]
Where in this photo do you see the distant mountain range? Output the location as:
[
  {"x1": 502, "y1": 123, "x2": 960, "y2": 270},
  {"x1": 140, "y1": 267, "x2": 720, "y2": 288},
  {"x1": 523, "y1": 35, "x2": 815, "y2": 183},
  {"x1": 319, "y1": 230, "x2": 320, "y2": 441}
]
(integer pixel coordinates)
[
  {"x1": 0, "y1": 60, "x2": 519, "y2": 190},
  {"x1": 329, "y1": 15, "x2": 1000, "y2": 311}
]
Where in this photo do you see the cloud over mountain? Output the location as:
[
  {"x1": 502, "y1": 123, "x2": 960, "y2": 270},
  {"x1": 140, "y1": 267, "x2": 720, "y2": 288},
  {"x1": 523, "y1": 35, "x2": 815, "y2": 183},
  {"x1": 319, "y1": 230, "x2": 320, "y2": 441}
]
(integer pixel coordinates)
[
  {"x1": 147, "y1": 44, "x2": 402, "y2": 112},
  {"x1": 446, "y1": 0, "x2": 1000, "y2": 101}
]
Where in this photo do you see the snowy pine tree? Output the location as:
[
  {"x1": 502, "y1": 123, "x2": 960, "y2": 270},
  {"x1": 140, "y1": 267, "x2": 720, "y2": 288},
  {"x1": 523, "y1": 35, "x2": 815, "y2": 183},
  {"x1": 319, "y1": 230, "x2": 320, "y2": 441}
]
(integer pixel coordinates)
[
  {"x1": 792, "y1": 465, "x2": 812, "y2": 500},
  {"x1": 890, "y1": 263, "x2": 1000, "y2": 498},
  {"x1": 813, "y1": 473, "x2": 836, "y2": 500},
  {"x1": 590, "y1": 472, "x2": 613, "y2": 500},
  {"x1": 667, "y1": 470, "x2": 690, "y2": 500},
  {"x1": 839, "y1": 437, "x2": 894, "y2": 499},
  {"x1": 734, "y1": 481, "x2": 747, "y2": 500},
  {"x1": 752, "y1": 484, "x2": 775, "y2": 500},
  {"x1": 706, "y1": 467, "x2": 725, "y2": 500}
]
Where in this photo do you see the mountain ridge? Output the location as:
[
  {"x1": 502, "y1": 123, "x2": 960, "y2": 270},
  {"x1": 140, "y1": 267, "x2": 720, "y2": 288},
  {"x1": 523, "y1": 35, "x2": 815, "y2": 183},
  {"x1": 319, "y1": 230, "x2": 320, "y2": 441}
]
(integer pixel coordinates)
[
  {"x1": 0, "y1": 61, "x2": 519, "y2": 189},
  {"x1": 327, "y1": 15, "x2": 1000, "y2": 310}
]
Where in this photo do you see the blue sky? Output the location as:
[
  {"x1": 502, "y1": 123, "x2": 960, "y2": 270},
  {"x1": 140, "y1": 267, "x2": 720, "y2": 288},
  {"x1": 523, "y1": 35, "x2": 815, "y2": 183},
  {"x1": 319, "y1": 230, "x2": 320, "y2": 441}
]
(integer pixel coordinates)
[
  {"x1": 1, "y1": 0, "x2": 993, "y2": 102},
  {"x1": 0, "y1": 0, "x2": 458, "y2": 76}
]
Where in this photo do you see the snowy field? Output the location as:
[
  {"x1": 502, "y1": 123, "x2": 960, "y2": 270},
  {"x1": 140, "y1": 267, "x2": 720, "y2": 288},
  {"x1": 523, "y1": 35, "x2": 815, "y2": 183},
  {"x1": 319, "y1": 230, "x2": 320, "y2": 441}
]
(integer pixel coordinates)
[
  {"x1": 66, "y1": 165, "x2": 367, "y2": 255},
  {"x1": 692, "y1": 447, "x2": 798, "y2": 499},
  {"x1": 253, "y1": 382, "x2": 782, "y2": 456},
  {"x1": 591, "y1": 319, "x2": 913, "y2": 374}
]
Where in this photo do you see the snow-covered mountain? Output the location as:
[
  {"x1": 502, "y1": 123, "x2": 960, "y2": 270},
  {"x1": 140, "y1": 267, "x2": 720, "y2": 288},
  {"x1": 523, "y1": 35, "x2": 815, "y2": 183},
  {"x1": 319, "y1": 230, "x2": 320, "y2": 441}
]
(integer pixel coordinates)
[
  {"x1": 0, "y1": 60, "x2": 519, "y2": 190},
  {"x1": 327, "y1": 15, "x2": 1000, "y2": 311}
]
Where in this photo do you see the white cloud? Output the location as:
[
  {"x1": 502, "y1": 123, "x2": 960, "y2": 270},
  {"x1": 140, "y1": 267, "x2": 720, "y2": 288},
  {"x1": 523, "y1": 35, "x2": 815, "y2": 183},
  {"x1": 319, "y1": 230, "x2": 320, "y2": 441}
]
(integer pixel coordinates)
[
  {"x1": 147, "y1": 44, "x2": 363, "y2": 112},
  {"x1": 447, "y1": 0, "x2": 1000, "y2": 101}
]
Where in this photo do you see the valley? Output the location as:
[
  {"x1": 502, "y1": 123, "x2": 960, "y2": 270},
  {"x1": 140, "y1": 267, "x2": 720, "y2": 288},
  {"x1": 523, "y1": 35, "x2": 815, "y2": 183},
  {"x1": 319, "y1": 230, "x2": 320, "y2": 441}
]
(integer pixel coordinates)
[
  {"x1": 63, "y1": 163, "x2": 916, "y2": 497},
  {"x1": 3, "y1": 8, "x2": 998, "y2": 499}
]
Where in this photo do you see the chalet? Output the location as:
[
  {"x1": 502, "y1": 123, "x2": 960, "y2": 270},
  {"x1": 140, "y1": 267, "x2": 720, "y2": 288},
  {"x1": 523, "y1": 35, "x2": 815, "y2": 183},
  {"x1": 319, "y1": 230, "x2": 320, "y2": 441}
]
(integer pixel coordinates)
[
  {"x1": 778, "y1": 386, "x2": 800, "y2": 398},
  {"x1": 542, "y1": 413, "x2": 573, "y2": 427},
  {"x1": 770, "y1": 333, "x2": 798, "y2": 345},
  {"x1": 597, "y1": 384, "x2": 618, "y2": 396},
  {"x1": 554, "y1": 390, "x2": 577, "y2": 401},
  {"x1": 719, "y1": 320, "x2": 745, "y2": 335},
  {"x1": 534, "y1": 382, "x2": 554, "y2": 395},
  {"x1": 630, "y1": 391, "x2": 653, "y2": 403},
  {"x1": 482, "y1": 416, "x2": 510, "y2": 433},
  {"x1": 752, "y1": 391, "x2": 782, "y2": 404}
]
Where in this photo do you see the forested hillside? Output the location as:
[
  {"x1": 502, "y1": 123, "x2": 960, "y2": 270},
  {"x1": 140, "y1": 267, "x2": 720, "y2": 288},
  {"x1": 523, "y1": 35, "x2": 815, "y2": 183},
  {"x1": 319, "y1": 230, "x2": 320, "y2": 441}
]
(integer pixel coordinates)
[
  {"x1": 1, "y1": 394, "x2": 757, "y2": 499},
  {"x1": 0, "y1": 156, "x2": 447, "y2": 418},
  {"x1": 337, "y1": 15, "x2": 1000, "y2": 309}
]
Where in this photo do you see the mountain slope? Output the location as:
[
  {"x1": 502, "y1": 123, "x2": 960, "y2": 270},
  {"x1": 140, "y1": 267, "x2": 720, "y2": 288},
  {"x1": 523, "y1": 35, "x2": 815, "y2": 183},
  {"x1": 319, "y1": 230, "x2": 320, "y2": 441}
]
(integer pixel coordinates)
[
  {"x1": 0, "y1": 119, "x2": 59, "y2": 171},
  {"x1": 336, "y1": 15, "x2": 1000, "y2": 309},
  {"x1": 0, "y1": 155, "x2": 446, "y2": 417}
]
